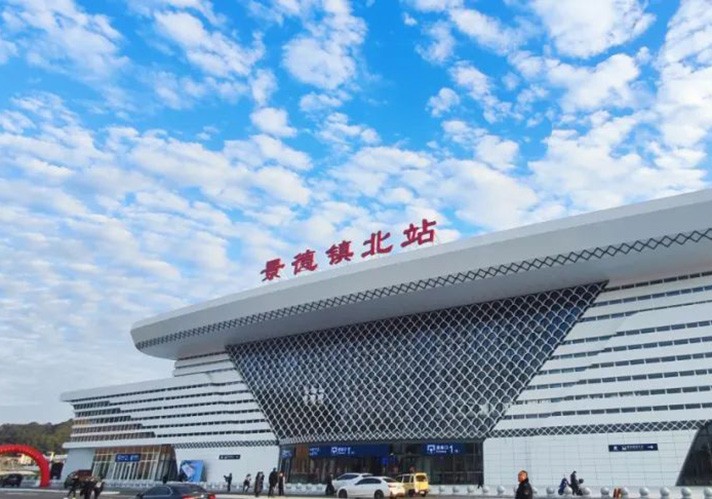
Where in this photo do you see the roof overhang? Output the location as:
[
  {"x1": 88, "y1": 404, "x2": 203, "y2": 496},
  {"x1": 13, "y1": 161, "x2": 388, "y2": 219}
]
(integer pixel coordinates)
[{"x1": 131, "y1": 189, "x2": 712, "y2": 360}]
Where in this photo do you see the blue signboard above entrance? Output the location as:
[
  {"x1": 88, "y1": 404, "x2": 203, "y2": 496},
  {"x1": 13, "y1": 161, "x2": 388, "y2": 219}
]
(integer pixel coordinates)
[
  {"x1": 608, "y1": 443, "x2": 658, "y2": 452},
  {"x1": 308, "y1": 444, "x2": 390, "y2": 458},
  {"x1": 115, "y1": 453, "x2": 141, "y2": 462}
]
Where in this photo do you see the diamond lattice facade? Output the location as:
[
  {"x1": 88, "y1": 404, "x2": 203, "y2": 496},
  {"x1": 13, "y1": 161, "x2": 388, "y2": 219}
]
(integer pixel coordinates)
[
  {"x1": 61, "y1": 189, "x2": 712, "y2": 488},
  {"x1": 226, "y1": 284, "x2": 603, "y2": 444}
]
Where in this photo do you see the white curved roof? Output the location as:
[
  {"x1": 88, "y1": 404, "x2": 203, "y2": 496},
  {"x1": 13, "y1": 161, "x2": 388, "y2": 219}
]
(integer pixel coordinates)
[{"x1": 131, "y1": 189, "x2": 712, "y2": 360}]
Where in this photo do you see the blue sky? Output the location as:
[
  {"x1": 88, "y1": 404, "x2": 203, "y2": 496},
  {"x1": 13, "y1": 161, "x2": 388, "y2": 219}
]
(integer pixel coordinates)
[{"x1": 1, "y1": 0, "x2": 711, "y2": 424}]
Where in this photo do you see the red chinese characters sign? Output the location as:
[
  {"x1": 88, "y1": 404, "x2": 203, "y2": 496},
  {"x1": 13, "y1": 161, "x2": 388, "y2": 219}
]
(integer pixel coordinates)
[{"x1": 260, "y1": 219, "x2": 438, "y2": 282}]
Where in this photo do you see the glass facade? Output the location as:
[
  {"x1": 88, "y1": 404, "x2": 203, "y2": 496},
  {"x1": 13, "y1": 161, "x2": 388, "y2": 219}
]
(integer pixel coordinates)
[
  {"x1": 90, "y1": 446, "x2": 176, "y2": 481},
  {"x1": 679, "y1": 422, "x2": 712, "y2": 485},
  {"x1": 280, "y1": 442, "x2": 482, "y2": 485},
  {"x1": 227, "y1": 283, "x2": 603, "y2": 446}
]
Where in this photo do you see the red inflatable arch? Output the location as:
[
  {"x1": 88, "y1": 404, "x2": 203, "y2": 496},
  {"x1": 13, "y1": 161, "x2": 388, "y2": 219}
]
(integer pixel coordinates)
[{"x1": 0, "y1": 444, "x2": 51, "y2": 487}]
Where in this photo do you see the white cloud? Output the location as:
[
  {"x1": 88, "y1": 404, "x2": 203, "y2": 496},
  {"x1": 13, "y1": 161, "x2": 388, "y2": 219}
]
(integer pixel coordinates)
[
  {"x1": 409, "y1": 0, "x2": 463, "y2": 12},
  {"x1": 475, "y1": 135, "x2": 519, "y2": 170},
  {"x1": 529, "y1": 114, "x2": 705, "y2": 212},
  {"x1": 449, "y1": 7, "x2": 520, "y2": 54},
  {"x1": 250, "y1": 69, "x2": 278, "y2": 106},
  {"x1": 442, "y1": 119, "x2": 484, "y2": 146},
  {"x1": 225, "y1": 134, "x2": 312, "y2": 172},
  {"x1": 317, "y1": 112, "x2": 380, "y2": 150},
  {"x1": 1, "y1": 0, "x2": 128, "y2": 81},
  {"x1": 282, "y1": 0, "x2": 366, "y2": 90},
  {"x1": 441, "y1": 120, "x2": 518, "y2": 170},
  {"x1": 250, "y1": 107, "x2": 297, "y2": 137},
  {"x1": 655, "y1": 0, "x2": 712, "y2": 150},
  {"x1": 532, "y1": 0, "x2": 654, "y2": 58},
  {"x1": 299, "y1": 92, "x2": 344, "y2": 113},
  {"x1": 151, "y1": 71, "x2": 247, "y2": 109},
  {"x1": 127, "y1": 0, "x2": 221, "y2": 25},
  {"x1": 416, "y1": 22, "x2": 455, "y2": 64},
  {"x1": 449, "y1": 62, "x2": 509, "y2": 121},
  {"x1": 548, "y1": 54, "x2": 641, "y2": 111},
  {"x1": 440, "y1": 159, "x2": 538, "y2": 229},
  {"x1": 0, "y1": 28, "x2": 17, "y2": 64},
  {"x1": 511, "y1": 52, "x2": 641, "y2": 112},
  {"x1": 427, "y1": 87, "x2": 460, "y2": 116},
  {"x1": 403, "y1": 13, "x2": 418, "y2": 26},
  {"x1": 154, "y1": 11, "x2": 263, "y2": 78},
  {"x1": 450, "y1": 62, "x2": 490, "y2": 101}
]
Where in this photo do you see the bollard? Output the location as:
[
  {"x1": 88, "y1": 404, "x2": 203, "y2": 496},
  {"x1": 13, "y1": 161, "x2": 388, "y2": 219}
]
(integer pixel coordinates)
[
  {"x1": 640, "y1": 488, "x2": 649, "y2": 498},
  {"x1": 453, "y1": 486, "x2": 460, "y2": 494},
  {"x1": 564, "y1": 486, "x2": 573, "y2": 496},
  {"x1": 440, "y1": 485, "x2": 447, "y2": 495},
  {"x1": 582, "y1": 488, "x2": 591, "y2": 497},
  {"x1": 467, "y1": 485, "x2": 475, "y2": 494},
  {"x1": 483, "y1": 486, "x2": 491, "y2": 495},
  {"x1": 620, "y1": 487, "x2": 629, "y2": 498},
  {"x1": 660, "y1": 487, "x2": 670, "y2": 499},
  {"x1": 681, "y1": 488, "x2": 692, "y2": 499},
  {"x1": 497, "y1": 485, "x2": 506, "y2": 496},
  {"x1": 532, "y1": 487, "x2": 538, "y2": 497},
  {"x1": 704, "y1": 488, "x2": 712, "y2": 499},
  {"x1": 601, "y1": 487, "x2": 610, "y2": 498},
  {"x1": 547, "y1": 486, "x2": 556, "y2": 498}
]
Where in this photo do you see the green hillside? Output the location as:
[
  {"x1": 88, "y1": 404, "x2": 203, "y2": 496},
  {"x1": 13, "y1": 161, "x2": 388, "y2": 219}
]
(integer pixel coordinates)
[{"x1": 0, "y1": 420, "x2": 72, "y2": 454}]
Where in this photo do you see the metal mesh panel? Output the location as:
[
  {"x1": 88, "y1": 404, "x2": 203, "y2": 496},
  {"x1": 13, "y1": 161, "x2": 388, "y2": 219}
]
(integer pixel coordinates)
[{"x1": 226, "y1": 283, "x2": 604, "y2": 444}]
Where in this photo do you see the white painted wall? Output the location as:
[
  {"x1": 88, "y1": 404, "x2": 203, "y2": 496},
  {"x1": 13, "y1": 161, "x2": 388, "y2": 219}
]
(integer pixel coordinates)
[
  {"x1": 174, "y1": 445, "x2": 279, "y2": 484},
  {"x1": 484, "y1": 429, "x2": 696, "y2": 489}
]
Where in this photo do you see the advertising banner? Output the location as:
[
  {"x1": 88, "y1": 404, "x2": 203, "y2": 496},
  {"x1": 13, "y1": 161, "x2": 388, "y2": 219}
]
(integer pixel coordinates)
[{"x1": 179, "y1": 460, "x2": 205, "y2": 483}]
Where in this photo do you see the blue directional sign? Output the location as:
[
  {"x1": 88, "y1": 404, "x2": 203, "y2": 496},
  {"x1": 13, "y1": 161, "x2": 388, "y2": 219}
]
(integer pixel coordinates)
[
  {"x1": 608, "y1": 443, "x2": 658, "y2": 452},
  {"x1": 115, "y1": 453, "x2": 141, "y2": 462},
  {"x1": 308, "y1": 444, "x2": 390, "y2": 458},
  {"x1": 423, "y1": 443, "x2": 464, "y2": 456}
]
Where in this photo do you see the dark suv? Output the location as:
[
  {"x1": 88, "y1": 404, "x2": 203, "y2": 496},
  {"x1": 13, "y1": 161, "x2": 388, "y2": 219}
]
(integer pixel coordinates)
[
  {"x1": 1, "y1": 474, "x2": 23, "y2": 487},
  {"x1": 64, "y1": 470, "x2": 93, "y2": 489}
]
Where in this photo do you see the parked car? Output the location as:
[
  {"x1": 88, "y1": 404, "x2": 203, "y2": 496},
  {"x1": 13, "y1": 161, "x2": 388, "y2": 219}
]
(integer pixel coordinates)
[
  {"x1": 63, "y1": 469, "x2": 93, "y2": 488},
  {"x1": 332, "y1": 473, "x2": 374, "y2": 492},
  {"x1": 136, "y1": 483, "x2": 216, "y2": 499},
  {"x1": 396, "y1": 473, "x2": 429, "y2": 497},
  {"x1": 337, "y1": 476, "x2": 405, "y2": 499},
  {"x1": 0, "y1": 474, "x2": 23, "y2": 487}
]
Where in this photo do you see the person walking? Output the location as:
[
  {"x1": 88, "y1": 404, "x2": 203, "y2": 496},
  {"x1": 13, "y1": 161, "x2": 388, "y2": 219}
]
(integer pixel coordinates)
[
  {"x1": 81, "y1": 477, "x2": 96, "y2": 499},
  {"x1": 254, "y1": 472, "x2": 264, "y2": 497},
  {"x1": 66, "y1": 475, "x2": 81, "y2": 499},
  {"x1": 162, "y1": 474, "x2": 169, "y2": 484},
  {"x1": 325, "y1": 473, "x2": 335, "y2": 496},
  {"x1": 243, "y1": 474, "x2": 252, "y2": 493},
  {"x1": 268, "y1": 469, "x2": 278, "y2": 497},
  {"x1": 277, "y1": 471, "x2": 285, "y2": 497},
  {"x1": 224, "y1": 473, "x2": 233, "y2": 492},
  {"x1": 515, "y1": 470, "x2": 533, "y2": 499},
  {"x1": 570, "y1": 471, "x2": 580, "y2": 496},
  {"x1": 558, "y1": 476, "x2": 569, "y2": 496},
  {"x1": 93, "y1": 476, "x2": 105, "y2": 499}
]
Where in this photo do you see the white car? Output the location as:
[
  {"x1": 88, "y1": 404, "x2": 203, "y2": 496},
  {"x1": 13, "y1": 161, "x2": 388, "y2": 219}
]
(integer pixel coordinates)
[
  {"x1": 332, "y1": 473, "x2": 373, "y2": 492},
  {"x1": 337, "y1": 476, "x2": 406, "y2": 499}
]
